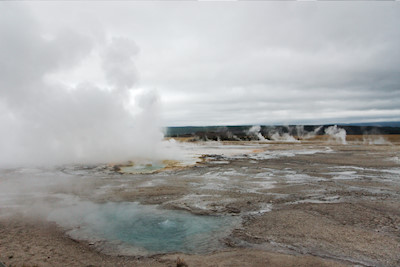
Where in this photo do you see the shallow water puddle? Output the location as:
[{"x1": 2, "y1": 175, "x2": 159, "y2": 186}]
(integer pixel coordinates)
[{"x1": 48, "y1": 200, "x2": 236, "y2": 255}]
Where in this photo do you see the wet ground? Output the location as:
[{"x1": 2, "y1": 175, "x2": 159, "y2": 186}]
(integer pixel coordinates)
[{"x1": 1, "y1": 136, "x2": 400, "y2": 266}]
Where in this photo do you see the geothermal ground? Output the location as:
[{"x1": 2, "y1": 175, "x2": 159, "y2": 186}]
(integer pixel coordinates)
[{"x1": 1, "y1": 136, "x2": 400, "y2": 266}]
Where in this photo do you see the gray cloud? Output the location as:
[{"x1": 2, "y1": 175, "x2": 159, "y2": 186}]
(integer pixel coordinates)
[{"x1": 1, "y1": 2, "x2": 399, "y2": 132}]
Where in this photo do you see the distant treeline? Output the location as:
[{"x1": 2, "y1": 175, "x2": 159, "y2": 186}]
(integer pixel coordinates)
[{"x1": 165, "y1": 125, "x2": 400, "y2": 141}]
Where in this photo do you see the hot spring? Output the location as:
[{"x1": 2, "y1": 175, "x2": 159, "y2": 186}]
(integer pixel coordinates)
[
  {"x1": 48, "y1": 200, "x2": 237, "y2": 255},
  {"x1": 119, "y1": 162, "x2": 166, "y2": 174}
]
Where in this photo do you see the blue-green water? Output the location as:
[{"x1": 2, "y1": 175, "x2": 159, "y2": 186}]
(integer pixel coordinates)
[
  {"x1": 51, "y1": 201, "x2": 235, "y2": 254},
  {"x1": 120, "y1": 163, "x2": 165, "y2": 174}
]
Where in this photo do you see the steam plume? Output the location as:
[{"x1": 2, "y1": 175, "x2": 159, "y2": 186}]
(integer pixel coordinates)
[
  {"x1": 325, "y1": 125, "x2": 347, "y2": 144},
  {"x1": 247, "y1": 126, "x2": 266, "y2": 141},
  {"x1": 270, "y1": 132, "x2": 299, "y2": 143},
  {"x1": 0, "y1": 6, "x2": 165, "y2": 167},
  {"x1": 296, "y1": 125, "x2": 322, "y2": 140}
]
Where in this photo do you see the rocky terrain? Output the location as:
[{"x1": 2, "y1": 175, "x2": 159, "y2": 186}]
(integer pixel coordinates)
[{"x1": 1, "y1": 137, "x2": 400, "y2": 266}]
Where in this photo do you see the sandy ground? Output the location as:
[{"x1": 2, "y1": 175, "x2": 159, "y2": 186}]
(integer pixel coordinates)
[{"x1": 1, "y1": 136, "x2": 400, "y2": 266}]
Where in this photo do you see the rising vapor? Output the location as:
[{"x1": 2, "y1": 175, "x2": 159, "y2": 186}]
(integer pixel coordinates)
[
  {"x1": 0, "y1": 5, "x2": 165, "y2": 167},
  {"x1": 325, "y1": 125, "x2": 347, "y2": 145}
]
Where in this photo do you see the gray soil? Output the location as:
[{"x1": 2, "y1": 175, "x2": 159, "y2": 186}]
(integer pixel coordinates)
[{"x1": 1, "y1": 139, "x2": 400, "y2": 266}]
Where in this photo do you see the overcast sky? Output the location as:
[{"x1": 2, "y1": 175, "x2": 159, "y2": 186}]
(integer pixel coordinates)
[{"x1": 2, "y1": 2, "x2": 400, "y2": 127}]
